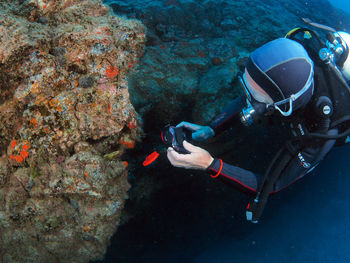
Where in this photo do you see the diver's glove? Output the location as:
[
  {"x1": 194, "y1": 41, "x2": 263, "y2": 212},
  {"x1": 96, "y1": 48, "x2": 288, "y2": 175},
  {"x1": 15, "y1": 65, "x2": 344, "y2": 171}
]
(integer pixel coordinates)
[
  {"x1": 167, "y1": 141, "x2": 214, "y2": 170},
  {"x1": 176, "y1": 122, "x2": 215, "y2": 141}
]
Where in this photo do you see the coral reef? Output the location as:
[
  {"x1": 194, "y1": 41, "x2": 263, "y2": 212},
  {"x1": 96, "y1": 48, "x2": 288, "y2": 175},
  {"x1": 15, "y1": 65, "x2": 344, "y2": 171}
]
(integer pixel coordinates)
[{"x1": 0, "y1": 0, "x2": 145, "y2": 262}]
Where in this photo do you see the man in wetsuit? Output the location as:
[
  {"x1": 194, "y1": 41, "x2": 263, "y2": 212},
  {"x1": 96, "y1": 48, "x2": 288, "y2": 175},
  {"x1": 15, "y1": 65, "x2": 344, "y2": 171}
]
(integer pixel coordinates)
[{"x1": 166, "y1": 30, "x2": 350, "y2": 222}]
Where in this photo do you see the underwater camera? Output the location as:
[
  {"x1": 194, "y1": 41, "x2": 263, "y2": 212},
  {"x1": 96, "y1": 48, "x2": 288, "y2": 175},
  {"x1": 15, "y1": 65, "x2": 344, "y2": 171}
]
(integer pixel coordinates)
[{"x1": 161, "y1": 125, "x2": 192, "y2": 154}]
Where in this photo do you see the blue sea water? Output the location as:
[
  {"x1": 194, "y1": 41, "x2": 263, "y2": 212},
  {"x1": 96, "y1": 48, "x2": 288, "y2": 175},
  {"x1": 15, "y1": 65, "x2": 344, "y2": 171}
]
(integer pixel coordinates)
[
  {"x1": 194, "y1": 145, "x2": 350, "y2": 263},
  {"x1": 329, "y1": 0, "x2": 350, "y2": 13},
  {"x1": 94, "y1": 0, "x2": 350, "y2": 262}
]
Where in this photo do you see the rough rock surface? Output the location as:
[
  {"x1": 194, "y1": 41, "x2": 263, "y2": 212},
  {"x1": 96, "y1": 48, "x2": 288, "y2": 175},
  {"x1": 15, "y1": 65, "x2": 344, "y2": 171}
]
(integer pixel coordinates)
[
  {"x1": 105, "y1": 0, "x2": 350, "y2": 125},
  {"x1": 0, "y1": 0, "x2": 145, "y2": 262}
]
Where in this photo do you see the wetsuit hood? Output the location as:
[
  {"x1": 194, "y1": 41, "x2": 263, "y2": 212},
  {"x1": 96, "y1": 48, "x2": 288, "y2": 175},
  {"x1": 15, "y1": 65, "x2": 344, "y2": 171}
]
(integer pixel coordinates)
[{"x1": 246, "y1": 38, "x2": 314, "y2": 113}]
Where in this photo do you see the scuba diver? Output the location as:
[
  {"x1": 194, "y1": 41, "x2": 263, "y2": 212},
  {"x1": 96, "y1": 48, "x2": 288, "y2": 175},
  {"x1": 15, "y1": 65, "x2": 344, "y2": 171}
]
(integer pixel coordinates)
[{"x1": 166, "y1": 20, "x2": 350, "y2": 223}]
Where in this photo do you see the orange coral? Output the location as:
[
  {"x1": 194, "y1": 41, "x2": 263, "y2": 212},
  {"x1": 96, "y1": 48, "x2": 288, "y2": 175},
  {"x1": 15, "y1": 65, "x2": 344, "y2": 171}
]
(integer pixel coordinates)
[
  {"x1": 128, "y1": 121, "x2": 136, "y2": 130},
  {"x1": 106, "y1": 66, "x2": 119, "y2": 78},
  {"x1": 9, "y1": 143, "x2": 30, "y2": 163},
  {"x1": 10, "y1": 155, "x2": 23, "y2": 163},
  {"x1": 10, "y1": 140, "x2": 16, "y2": 149},
  {"x1": 49, "y1": 99, "x2": 58, "y2": 107},
  {"x1": 20, "y1": 150, "x2": 29, "y2": 159},
  {"x1": 30, "y1": 118, "x2": 39, "y2": 127},
  {"x1": 48, "y1": 98, "x2": 63, "y2": 112},
  {"x1": 120, "y1": 139, "x2": 135, "y2": 149},
  {"x1": 23, "y1": 144, "x2": 30, "y2": 151}
]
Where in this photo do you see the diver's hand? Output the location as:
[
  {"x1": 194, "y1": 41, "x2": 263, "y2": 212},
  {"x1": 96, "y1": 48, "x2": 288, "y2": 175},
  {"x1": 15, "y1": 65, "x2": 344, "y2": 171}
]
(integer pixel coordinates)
[
  {"x1": 176, "y1": 121, "x2": 215, "y2": 141},
  {"x1": 167, "y1": 141, "x2": 214, "y2": 170}
]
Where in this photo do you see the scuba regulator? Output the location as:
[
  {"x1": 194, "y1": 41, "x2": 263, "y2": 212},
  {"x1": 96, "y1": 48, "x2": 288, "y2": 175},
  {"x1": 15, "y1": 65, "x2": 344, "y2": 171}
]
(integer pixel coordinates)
[
  {"x1": 319, "y1": 32, "x2": 349, "y2": 68},
  {"x1": 238, "y1": 71, "x2": 295, "y2": 126},
  {"x1": 238, "y1": 72, "x2": 274, "y2": 126}
]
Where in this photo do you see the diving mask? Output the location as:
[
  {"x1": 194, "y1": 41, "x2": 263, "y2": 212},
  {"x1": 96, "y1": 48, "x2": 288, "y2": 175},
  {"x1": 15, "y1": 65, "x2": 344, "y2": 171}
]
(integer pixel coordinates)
[
  {"x1": 238, "y1": 72, "x2": 309, "y2": 126},
  {"x1": 239, "y1": 73, "x2": 271, "y2": 126}
]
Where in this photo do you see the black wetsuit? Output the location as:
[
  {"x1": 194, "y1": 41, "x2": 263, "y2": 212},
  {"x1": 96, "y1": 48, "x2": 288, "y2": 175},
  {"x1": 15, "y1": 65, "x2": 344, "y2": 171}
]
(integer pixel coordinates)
[{"x1": 207, "y1": 95, "x2": 338, "y2": 195}]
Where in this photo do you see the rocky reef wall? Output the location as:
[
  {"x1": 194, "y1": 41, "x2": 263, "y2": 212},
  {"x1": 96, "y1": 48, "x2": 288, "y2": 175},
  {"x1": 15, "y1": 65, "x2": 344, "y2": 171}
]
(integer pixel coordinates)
[{"x1": 0, "y1": 0, "x2": 145, "y2": 262}]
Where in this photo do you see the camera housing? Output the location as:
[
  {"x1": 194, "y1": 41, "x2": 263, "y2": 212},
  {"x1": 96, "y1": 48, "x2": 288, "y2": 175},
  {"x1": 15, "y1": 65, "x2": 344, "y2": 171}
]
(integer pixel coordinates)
[{"x1": 161, "y1": 125, "x2": 191, "y2": 154}]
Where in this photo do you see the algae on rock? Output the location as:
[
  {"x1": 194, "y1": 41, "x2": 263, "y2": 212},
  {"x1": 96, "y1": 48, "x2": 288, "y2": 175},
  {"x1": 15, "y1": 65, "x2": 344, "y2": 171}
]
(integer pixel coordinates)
[{"x1": 0, "y1": 0, "x2": 145, "y2": 262}]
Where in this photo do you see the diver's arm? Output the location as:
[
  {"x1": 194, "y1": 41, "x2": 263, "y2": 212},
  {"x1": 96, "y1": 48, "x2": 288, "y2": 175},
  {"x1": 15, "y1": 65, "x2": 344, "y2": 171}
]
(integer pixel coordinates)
[
  {"x1": 209, "y1": 95, "x2": 245, "y2": 135},
  {"x1": 208, "y1": 129, "x2": 338, "y2": 194},
  {"x1": 175, "y1": 95, "x2": 245, "y2": 140},
  {"x1": 207, "y1": 158, "x2": 260, "y2": 195},
  {"x1": 167, "y1": 139, "x2": 262, "y2": 195}
]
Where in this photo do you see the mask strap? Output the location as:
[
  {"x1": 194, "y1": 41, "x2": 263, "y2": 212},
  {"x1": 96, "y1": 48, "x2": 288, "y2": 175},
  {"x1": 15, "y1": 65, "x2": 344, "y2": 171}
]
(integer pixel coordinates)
[{"x1": 269, "y1": 95, "x2": 296, "y2": 117}]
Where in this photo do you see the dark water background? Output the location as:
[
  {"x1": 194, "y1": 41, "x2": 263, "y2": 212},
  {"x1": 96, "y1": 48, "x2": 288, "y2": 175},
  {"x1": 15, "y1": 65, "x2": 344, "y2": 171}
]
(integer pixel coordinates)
[
  {"x1": 94, "y1": 0, "x2": 350, "y2": 262},
  {"x1": 96, "y1": 145, "x2": 350, "y2": 263}
]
